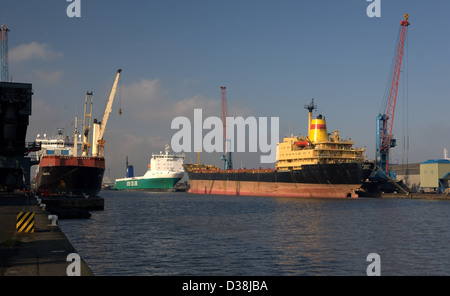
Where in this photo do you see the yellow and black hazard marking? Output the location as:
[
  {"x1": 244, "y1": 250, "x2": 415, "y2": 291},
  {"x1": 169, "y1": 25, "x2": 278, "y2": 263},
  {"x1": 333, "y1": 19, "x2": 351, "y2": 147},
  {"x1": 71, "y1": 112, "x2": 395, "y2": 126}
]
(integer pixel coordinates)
[{"x1": 16, "y1": 212, "x2": 35, "y2": 233}]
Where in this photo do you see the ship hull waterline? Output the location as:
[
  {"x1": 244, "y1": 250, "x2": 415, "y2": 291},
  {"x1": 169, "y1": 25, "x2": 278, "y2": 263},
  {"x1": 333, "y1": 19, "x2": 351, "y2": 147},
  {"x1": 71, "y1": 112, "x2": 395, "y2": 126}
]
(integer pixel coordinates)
[
  {"x1": 114, "y1": 177, "x2": 183, "y2": 191},
  {"x1": 188, "y1": 180, "x2": 363, "y2": 198}
]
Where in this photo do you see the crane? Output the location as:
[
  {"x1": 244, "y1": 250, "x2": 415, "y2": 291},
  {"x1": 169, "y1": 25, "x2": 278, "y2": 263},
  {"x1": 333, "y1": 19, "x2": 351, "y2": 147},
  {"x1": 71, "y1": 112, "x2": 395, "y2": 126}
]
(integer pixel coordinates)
[
  {"x1": 0, "y1": 24, "x2": 9, "y2": 82},
  {"x1": 92, "y1": 69, "x2": 122, "y2": 157},
  {"x1": 220, "y1": 86, "x2": 232, "y2": 170},
  {"x1": 376, "y1": 13, "x2": 409, "y2": 177}
]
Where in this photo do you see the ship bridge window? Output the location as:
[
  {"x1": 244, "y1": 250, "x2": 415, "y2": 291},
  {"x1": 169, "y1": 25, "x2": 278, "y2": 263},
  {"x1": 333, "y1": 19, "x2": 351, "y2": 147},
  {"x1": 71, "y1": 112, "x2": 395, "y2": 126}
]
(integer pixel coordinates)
[{"x1": 47, "y1": 150, "x2": 55, "y2": 155}]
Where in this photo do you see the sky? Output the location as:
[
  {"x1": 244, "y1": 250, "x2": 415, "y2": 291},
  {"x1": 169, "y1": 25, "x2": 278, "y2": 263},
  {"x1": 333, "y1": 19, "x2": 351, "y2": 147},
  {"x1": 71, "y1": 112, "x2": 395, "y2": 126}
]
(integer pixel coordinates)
[{"x1": 1, "y1": 0, "x2": 449, "y2": 181}]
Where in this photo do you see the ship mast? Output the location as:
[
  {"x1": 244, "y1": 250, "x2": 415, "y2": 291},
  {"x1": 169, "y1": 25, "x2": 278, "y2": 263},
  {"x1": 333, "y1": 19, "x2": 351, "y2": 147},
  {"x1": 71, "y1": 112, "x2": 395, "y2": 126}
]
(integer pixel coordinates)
[
  {"x1": 73, "y1": 115, "x2": 79, "y2": 157},
  {"x1": 304, "y1": 99, "x2": 317, "y2": 138},
  {"x1": 82, "y1": 92, "x2": 93, "y2": 156}
]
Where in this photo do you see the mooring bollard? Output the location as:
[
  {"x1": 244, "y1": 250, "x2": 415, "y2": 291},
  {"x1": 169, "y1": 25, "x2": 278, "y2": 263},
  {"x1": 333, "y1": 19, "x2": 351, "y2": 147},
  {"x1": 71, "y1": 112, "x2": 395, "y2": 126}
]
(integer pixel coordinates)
[
  {"x1": 41, "y1": 203, "x2": 46, "y2": 210},
  {"x1": 48, "y1": 215, "x2": 58, "y2": 226}
]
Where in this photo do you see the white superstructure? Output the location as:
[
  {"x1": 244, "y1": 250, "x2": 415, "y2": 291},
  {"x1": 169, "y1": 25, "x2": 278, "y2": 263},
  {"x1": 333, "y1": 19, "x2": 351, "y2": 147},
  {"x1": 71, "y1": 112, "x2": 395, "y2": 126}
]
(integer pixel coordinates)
[
  {"x1": 114, "y1": 144, "x2": 185, "y2": 190},
  {"x1": 147, "y1": 144, "x2": 185, "y2": 175}
]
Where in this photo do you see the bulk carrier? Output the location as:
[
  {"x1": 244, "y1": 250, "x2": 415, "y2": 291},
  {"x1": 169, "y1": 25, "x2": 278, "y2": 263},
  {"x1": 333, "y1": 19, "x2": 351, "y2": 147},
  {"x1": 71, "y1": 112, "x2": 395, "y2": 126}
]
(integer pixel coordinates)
[
  {"x1": 34, "y1": 129, "x2": 105, "y2": 196},
  {"x1": 35, "y1": 70, "x2": 121, "y2": 197},
  {"x1": 184, "y1": 100, "x2": 374, "y2": 198}
]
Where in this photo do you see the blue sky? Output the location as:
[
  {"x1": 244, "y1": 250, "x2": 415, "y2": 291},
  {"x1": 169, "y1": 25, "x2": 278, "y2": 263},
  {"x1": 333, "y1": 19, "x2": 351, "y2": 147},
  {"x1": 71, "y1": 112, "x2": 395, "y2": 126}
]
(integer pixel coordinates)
[{"x1": 2, "y1": 0, "x2": 449, "y2": 180}]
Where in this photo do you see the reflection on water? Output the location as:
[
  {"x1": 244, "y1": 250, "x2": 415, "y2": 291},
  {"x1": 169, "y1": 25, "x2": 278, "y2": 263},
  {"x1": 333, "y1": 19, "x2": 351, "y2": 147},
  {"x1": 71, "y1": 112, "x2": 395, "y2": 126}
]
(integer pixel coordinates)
[{"x1": 59, "y1": 191, "x2": 450, "y2": 275}]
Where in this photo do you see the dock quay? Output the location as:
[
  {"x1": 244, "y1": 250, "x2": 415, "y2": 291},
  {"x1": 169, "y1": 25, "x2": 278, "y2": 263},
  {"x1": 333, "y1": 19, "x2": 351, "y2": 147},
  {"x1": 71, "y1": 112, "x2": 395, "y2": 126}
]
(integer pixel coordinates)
[
  {"x1": 380, "y1": 192, "x2": 449, "y2": 200},
  {"x1": 0, "y1": 191, "x2": 93, "y2": 276},
  {"x1": 39, "y1": 195, "x2": 104, "y2": 219}
]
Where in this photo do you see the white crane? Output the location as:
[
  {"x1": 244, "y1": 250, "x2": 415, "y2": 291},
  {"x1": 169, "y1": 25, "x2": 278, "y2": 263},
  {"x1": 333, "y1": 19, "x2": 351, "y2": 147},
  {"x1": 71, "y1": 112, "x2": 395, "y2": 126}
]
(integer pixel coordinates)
[{"x1": 92, "y1": 69, "x2": 122, "y2": 157}]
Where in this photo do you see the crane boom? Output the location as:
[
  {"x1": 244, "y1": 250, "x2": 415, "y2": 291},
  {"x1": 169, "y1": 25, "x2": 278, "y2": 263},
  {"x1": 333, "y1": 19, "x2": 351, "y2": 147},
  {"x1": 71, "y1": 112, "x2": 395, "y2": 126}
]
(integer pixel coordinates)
[
  {"x1": 376, "y1": 14, "x2": 409, "y2": 175},
  {"x1": 98, "y1": 69, "x2": 121, "y2": 142},
  {"x1": 92, "y1": 69, "x2": 121, "y2": 157}
]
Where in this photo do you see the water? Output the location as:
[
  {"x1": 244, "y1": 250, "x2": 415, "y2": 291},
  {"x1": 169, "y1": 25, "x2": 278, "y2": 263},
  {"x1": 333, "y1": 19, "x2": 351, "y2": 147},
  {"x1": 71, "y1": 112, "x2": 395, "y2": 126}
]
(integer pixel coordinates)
[{"x1": 59, "y1": 190, "x2": 450, "y2": 276}]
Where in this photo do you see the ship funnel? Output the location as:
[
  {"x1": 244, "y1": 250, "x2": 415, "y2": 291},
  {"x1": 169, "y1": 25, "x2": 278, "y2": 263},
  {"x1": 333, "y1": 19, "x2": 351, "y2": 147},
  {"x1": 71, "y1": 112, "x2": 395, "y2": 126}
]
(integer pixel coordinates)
[
  {"x1": 309, "y1": 115, "x2": 327, "y2": 143},
  {"x1": 126, "y1": 165, "x2": 134, "y2": 178}
]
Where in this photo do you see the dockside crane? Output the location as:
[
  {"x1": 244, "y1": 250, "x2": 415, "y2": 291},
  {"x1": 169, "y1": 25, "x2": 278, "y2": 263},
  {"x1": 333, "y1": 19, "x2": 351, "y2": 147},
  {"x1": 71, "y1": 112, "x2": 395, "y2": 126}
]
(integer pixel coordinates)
[
  {"x1": 220, "y1": 86, "x2": 232, "y2": 170},
  {"x1": 375, "y1": 13, "x2": 410, "y2": 178},
  {"x1": 0, "y1": 24, "x2": 10, "y2": 82},
  {"x1": 92, "y1": 69, "x2": 122, "y2": 157}
]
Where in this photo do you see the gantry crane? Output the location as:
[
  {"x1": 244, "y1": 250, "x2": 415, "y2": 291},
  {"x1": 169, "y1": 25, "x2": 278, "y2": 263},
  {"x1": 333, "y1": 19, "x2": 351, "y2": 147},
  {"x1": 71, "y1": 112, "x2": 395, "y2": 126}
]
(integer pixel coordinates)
[
  {"x1": 376, "y1": 13, "x2": 410, "y2": 177},
  {"x1": 92, "y1": 69, "x2": 122, "y2": 157}
]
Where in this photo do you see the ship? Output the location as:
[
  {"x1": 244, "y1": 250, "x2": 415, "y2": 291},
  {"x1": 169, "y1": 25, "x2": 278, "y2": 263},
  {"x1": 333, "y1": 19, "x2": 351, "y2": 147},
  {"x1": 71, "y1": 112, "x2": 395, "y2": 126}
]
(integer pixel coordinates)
[
  {"x1": 35, "y1": 70, "x2": 122, "y2": 197},
  {"x1": 34, "y1": 129, "x2": 105, "y2": 196},
  {"x1": 114, "y1": 144, "x2": 185, "y2": 191},
  {"x1": 184, "y1": 100, "x2": 375, "y2": 198}
]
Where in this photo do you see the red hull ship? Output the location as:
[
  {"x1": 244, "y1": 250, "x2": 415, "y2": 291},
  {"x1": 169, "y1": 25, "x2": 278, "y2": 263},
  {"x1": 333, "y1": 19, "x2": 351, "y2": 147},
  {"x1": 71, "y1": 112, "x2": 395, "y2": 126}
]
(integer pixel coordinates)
[
  {"x1": 36, "y1": 154, "x2": 105, "y2": 196},
  {"x1": 34, "y1": 69, "x2": 122, "y2": 197},
  {"x1": 34, "y1": 129, "x2": 105, "y2": 197}
]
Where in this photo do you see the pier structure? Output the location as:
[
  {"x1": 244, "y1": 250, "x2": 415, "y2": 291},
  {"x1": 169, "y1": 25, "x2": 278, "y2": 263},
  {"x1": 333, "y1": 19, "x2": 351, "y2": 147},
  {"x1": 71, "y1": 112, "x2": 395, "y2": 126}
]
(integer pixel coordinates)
[{"x1": 0, "y1": 192, "x2": 93, "y2": 276}]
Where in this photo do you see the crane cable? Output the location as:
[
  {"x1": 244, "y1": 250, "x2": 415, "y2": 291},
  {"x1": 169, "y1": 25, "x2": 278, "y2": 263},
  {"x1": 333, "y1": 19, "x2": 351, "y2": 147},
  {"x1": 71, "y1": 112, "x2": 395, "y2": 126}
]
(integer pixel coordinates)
[{"x1": 118, "y1": 81, "x2": 122, "y2": 115}]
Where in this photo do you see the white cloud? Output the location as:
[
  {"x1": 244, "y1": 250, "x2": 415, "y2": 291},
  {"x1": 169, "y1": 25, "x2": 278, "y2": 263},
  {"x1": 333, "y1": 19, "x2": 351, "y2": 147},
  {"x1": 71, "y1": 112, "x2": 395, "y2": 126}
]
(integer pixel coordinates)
[
  {"x1": 119, "y1": 78, "x2": 252, "y2": 124},
  {"x1": 9, "y1": 42, "x2": 63, "y2": 63},
  {"x1": 31, "y1": 70, "x2": 63, "y2": 84}
]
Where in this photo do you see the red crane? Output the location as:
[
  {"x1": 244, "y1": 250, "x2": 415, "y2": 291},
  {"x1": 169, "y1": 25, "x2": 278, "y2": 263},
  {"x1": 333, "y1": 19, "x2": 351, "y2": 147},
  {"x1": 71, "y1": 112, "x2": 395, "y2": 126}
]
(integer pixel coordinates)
[
  {"x1": 220, "y1": 86, "x2": 232, "y2": 169},
  {"x1": 221, "y1": 86, "x2": 227, "y2": 155},
  {"x1": 377, "y1": 13, "x2": 410, "y2": 174}
]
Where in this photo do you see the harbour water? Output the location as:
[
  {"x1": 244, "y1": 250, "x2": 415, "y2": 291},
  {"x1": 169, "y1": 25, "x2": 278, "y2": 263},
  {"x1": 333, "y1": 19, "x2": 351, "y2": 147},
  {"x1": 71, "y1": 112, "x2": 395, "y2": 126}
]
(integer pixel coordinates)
[{"x1": 59, "y1": 190, "x2": 450, "y2": 276}]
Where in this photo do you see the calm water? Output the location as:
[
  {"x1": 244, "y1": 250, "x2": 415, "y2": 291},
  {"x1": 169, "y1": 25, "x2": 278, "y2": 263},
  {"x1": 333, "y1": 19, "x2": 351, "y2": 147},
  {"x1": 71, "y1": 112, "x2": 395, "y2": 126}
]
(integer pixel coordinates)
[{"x1": 59, "y1": 190, "x2": 450, "y2": 276}]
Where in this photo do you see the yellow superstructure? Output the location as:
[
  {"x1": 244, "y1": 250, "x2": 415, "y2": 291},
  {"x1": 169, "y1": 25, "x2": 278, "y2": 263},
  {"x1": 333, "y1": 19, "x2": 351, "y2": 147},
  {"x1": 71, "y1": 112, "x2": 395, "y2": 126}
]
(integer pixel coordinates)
[{"x1": 276, "y1": 105, "x2": 366, "y2": 171}]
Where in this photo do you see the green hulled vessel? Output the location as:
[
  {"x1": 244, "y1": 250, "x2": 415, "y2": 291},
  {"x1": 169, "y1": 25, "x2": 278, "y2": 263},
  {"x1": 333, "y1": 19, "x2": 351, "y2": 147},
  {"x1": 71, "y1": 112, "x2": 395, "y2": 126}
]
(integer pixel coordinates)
[{"x1": 114, "y1": 145, "x2": 185, "y2": 191}]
